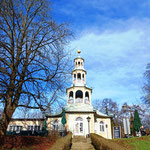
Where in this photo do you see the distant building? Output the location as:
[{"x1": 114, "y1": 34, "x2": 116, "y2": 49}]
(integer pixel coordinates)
[{"x1": 8, "y1": 50, "x2": 112, "y2": 139}]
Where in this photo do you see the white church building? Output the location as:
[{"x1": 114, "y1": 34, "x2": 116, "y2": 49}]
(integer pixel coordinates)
[
  {"x1": 8, "y1": 50, "x2": 112, "y2": 139},
  {"x1": 46, "y1": 50, "x2": 112, "y2": 139}
]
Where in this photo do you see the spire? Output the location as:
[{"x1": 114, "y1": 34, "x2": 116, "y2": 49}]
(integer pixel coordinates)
[{"x1": 74, "y1": 50, "x2": 84, "y2": 70}]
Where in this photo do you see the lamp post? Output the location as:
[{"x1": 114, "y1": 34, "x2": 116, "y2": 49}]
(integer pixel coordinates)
[{"x1": 87, "y1": 116, "x2": 91, "y2": 137}]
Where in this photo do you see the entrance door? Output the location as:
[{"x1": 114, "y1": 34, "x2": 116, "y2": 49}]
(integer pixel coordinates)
[{"x1": 75, "y1": 117, "x2": 84, "y2": 135}]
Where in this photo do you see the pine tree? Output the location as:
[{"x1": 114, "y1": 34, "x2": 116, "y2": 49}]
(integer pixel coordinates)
[{"x1": 133, "y1": 110, "x2": 142, "y2": 132}]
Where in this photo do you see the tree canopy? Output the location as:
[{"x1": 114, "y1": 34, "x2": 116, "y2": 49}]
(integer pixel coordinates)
[{"x1": 0, "y1": 0, "x2": 72, "y2": 135}]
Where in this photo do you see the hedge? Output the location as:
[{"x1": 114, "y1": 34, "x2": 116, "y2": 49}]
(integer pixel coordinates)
[
  {"x1": 91, "y1": 133, "x2": 125, "y2": 150},
  {"x1": 50, "y1": 133, "x2": 72, "y2": 150}
]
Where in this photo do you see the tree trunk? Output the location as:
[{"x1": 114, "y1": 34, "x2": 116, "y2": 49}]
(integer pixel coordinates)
[{"x1": 0, "y1": 103, "x2": 16, "y2": 135}]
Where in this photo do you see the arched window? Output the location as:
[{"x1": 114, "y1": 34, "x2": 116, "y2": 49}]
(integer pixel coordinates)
[
  {"x1": 74, "y1": 74, "x2": 76, "y2": 80},
  {"x1": 76, "y1": 117, "x2": 83, "y2": 121},
  {"x1": 69, "y1": 91, "x2": 73, "y2": 99},
  {"x1": 75, "y1": 90, "x2": 83, "y2": 98},
  {"x1": 85, "y1": 91, "x2": 89, "y2": 100},
  {"x1": 78, "y1": 61, "x2": 80, "y2": 66},
  {"x1": 77, "y1": 73, "x2": 81, "y2": 79},
  {"x1": 100, "y1": 121, "x2": 104, "y2": 132},
  {"x1": 82, "y1": 74, "x2": 84, "y2": 80}
]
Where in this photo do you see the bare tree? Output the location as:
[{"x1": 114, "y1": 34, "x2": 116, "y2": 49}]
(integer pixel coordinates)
[
  {"x1": 121, "y1": 102, "x2": 145, "y2": 118},
  {"x1": 17, "y1": 107, "x2": 43, "y2": 119},
  {"x1": 143, "y1": 63, "x2": 150, "y2": 105},
  {"x1": 93, "y1": 98, "x2": 120, "y2": 125},
  {"x1": 93, "y1": 98, "x2": 119, "y2": 116},
  {"x1": 0, "y1": 108, "x2": 3, "y2": 119},
  {"x1": 0, "y1": 0, "x2": 72, "y2": 135}
]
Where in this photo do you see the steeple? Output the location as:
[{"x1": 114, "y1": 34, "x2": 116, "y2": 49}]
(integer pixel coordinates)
[
  {"x1": 72, "y1": 50, "x2": 86, "y2": 86},
  {"x1": 66, "y1": 50, "x2": 92, "y2": 105}
]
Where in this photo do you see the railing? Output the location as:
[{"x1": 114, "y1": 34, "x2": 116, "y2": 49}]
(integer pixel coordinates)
[
  {"x1": 68, "y1": 99, "x2": 74, "y2": 104},
  {"x1": 73, "y1": 79, "x2": 84, "y2": 83},
  {"x1": 68, "y1": 99, "x2": 90, "y2": 104},
  {"x1": 75, "y1": 98, "x2": 83, "y2": 103},
  {"x1": 85, "y1": 99, "x2": 90, "y2": 104}
]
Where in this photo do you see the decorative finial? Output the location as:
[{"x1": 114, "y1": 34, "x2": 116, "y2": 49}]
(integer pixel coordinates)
[{"x1": 77, "y1": 50, "x2": 81, "y2": 54}]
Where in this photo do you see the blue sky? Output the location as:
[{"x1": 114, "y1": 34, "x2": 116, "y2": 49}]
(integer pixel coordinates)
[{"x1": 51, "y1": 0, "x2": 150, "y2": 106}]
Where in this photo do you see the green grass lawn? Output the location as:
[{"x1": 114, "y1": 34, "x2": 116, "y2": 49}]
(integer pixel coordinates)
[{"x1": 112, "y1": 136, "x2": 150, "y2": 150}]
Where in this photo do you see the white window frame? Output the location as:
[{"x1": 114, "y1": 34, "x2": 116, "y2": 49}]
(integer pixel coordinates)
[
  {"x1": 9, "y1": 125, "x2": 23, "y2": 132},
  {"x1": 34, "y1": 125, "x2": 40, "y2": 131},
  {"x1": 100, "y1": 121, "x2": 105, "y2": 132},
  {"x1": 27, "y1": 125, "x2": 34, "y2": 131},
  {"x1": 9, "y1": 126, "x2": 13, "y2": 132}
]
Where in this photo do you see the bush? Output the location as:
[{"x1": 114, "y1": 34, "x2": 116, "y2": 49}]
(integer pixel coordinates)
[
  {"x1": 50, "y1": 133, "x2": 72, "y2": 150},
  {"x1": 20, "y1": 131, "x2": 32, "y2": 136},
  {"x1": 48, "y1": 130, "x2": 61, "y2": 138},
  {"x1": 0, "y1": 135, "x2": 57, "y2": 149},
  {"x1": 91, "y1": 133, "x2": 125, "y2": 150}
]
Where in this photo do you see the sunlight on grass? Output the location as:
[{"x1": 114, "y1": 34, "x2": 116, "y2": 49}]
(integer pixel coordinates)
[{"x1": 112, "y1": 136, "x2": 150, "y2": 150}]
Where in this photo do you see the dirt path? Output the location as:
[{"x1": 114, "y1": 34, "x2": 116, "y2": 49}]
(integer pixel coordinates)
[{"x1": 71, "y1": 136, "x2": 95, "y2": 150}]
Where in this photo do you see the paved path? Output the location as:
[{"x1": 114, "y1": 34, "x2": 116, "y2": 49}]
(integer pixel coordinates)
[{"x1": 71, "y1": 136, "x2": 95, "y2": 150}]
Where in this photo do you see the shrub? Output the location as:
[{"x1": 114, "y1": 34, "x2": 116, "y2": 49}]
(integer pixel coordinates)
[
  {"x1": 48, "y1": 130, "x2": 60, "y2": 137},
  {"x1": 50, "y1": 133, "x2": 72, "y2": 150},
  {"x1": 91, "y1": 133, "x2": 125, "y2": 150}
]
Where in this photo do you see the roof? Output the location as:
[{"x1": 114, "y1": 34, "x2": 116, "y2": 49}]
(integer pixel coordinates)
[
  {"x1": 66, "y1": 85, "x2": 92, "y2": 92},
  {"x1": 45, "y1": 110, "x2": 63, "y2": 118},
  {"x1": 72, "y1": 69, "x2": 87, "y2": 74},
  {"x1": 94, "y1": 110, "x2": 111, "y2": 118},
  {"x1": 46, "y1": 103, "x2": 111, "y2": 118},
  {"x1": 74, "y1": 56, "x2": 84, "y2": 61},
  {"x1": 65, "y1": 103, "x2": 94, "y2": 112},
  {"x1": 11, "y1": 118, "x2": 45, "y2": 121}
]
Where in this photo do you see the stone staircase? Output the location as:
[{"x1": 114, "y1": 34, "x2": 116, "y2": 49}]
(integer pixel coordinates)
[{"x1": 70, "y1": 136, "x2": 95, "y2": 150}]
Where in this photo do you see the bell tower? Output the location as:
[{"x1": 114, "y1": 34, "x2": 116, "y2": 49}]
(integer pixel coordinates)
[
  {"x1": 72, "y1": 50, "x2": 86, "y2": 86},
  {"x1": 66, "y1": 50, "x2": 92, "y2": 105}
]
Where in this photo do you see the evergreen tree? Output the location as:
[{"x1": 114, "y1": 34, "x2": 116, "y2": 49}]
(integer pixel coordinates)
[
  {"x1": 133, "y1": 110, "x2": 142, "y2": 132},
  {"x1": 61, "y1": 109, "x2": 66, "y2": 126}
]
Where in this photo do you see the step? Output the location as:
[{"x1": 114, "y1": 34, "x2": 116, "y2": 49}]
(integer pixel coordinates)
[{"x1": 71, "y1": 137, "x2": 95, "y2": 150}]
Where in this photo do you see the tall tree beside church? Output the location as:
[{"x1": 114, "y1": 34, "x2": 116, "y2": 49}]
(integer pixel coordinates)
[
  {"x1": 0, "y1": 0, "x2": 72, "y2": 135},
  {"x1": 133, "y1": 110, "x2": 142, "y2": 132}
]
